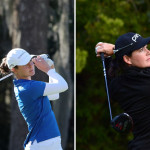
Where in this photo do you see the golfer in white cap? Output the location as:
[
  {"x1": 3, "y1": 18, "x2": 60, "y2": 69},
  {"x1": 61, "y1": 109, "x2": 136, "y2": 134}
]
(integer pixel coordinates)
[{"x1": 0, "y1": 48, "x2": 68, "y2": 150}]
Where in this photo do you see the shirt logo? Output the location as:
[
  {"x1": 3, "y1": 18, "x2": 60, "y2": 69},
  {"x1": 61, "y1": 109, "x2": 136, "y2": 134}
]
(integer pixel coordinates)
[{"x1": 132, "y1": 33, "x2": 141, "y2": 42}]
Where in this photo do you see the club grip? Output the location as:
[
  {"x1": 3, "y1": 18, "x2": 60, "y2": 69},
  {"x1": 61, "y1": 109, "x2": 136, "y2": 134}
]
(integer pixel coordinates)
[{"x1": 100, "y1": 53, "x2": 105, "y2": 61}]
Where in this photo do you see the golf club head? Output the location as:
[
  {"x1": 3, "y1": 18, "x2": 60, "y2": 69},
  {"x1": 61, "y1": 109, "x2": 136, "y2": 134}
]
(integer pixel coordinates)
[{"x1": 111, "y1": 113, "x2": 133, "y2": 133}]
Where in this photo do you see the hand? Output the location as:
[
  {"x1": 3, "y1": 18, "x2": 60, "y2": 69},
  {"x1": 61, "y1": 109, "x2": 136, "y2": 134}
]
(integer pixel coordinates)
[
  {"x1": 46, "y1": 58, "x2": 54, "y2": 67},
  {"x1": 95, "y1": 42, "x2": 115, "y2": 57},
  {"x1": 39, "y1": 54, "x2": 54, "y2": 67},
  {"x1": 32, "y1": 56, "x2": 52, "y2": 73}
]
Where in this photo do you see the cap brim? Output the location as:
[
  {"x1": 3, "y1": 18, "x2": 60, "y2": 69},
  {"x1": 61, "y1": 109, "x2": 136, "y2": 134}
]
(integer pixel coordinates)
[
  {"x1": 30, "y1": 54, "x2": 37, "y2": 58},
  {"x1": 18, "y1": 54, "x2": 37, "y2": 66},
  {"x1": 133, "y1": 37, "x2": 150, "y2": 50}
]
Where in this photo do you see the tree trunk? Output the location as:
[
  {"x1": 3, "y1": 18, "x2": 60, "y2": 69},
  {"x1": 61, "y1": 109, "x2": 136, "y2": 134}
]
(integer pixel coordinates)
[{"x1": 52, "y1": 0, "x2": 73, "y2": 149}]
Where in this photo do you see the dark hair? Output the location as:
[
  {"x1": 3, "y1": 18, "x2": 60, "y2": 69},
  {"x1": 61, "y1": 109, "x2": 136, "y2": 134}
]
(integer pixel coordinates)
[
  {"x1": 108, "y1": 53, "x2": 132, "y2": 78},
  {"x1": 0, "y1": 57, "x2": 18, "y2": 75},
  {"x1": 0, "y1": 57, "x2": 11, "y2": 75}
]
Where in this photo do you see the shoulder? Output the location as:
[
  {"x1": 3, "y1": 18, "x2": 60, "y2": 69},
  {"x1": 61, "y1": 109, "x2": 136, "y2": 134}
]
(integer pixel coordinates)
[
  {"x1": 29, "y1": 80, "x2": 46, "y2": 87},
  {"x1": 14, "y1": 80, "x2": 46, "y2": 94},
  {"x1": 109, "y1": 76, "x2": 123, "y2": 98},
  {"x1": 26, "y1": 80, "x2": 46, "y2": 94},
  {"x1": 15, "y1": 80, "x2": 46, "y2": 100},
  {"x1": 110, "y1": 76, "x2": 122, "y2": 87}
]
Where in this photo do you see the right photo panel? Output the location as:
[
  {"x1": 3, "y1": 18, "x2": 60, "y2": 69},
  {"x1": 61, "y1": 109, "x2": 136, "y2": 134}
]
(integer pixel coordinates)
[{"x1": 77, "y1": 0, "x2": 150, "y2": 150}]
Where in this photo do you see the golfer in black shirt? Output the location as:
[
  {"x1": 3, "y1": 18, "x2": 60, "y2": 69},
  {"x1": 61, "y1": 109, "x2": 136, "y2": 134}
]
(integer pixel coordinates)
[{"x1": 96, "y1": 32, "x2": 150, "y2": 150}]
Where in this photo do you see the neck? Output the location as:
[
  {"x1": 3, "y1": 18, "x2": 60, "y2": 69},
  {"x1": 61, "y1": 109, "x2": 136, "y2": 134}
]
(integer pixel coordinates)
[{"x1": 15, "y1": 75, "x2": 31, "y2": 80}]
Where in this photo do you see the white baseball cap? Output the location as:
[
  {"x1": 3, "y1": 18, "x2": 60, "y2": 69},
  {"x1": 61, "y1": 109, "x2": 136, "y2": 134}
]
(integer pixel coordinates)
[{"x1": 6, "y1": 48, "x2": 32, "y2": 69}]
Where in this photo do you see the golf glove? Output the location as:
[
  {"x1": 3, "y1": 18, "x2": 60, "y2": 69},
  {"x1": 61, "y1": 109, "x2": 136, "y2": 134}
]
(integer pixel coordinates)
[{"x1": 39, "y1": 54, "x2": 54, "y2": 67}]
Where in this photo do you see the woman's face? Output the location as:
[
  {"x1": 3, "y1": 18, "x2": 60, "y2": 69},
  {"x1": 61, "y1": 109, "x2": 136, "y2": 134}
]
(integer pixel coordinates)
[
  {"x1": 124, "y1": 45, "x2": 150, "y2": 68},
  {"x1": 13, "y1": 60, "x2": 35, "y2": 79}
]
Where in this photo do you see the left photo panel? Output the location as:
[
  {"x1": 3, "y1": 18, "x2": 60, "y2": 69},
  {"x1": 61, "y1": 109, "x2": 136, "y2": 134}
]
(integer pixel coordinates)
[{"x1": 0, "y1": 0, "x2": 74, "y2": 150}]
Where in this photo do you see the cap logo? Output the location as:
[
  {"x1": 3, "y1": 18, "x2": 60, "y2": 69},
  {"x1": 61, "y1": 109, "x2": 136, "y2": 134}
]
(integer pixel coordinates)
[{"x1": 132, "y1": 33, "x2": 141, "y2": 42}]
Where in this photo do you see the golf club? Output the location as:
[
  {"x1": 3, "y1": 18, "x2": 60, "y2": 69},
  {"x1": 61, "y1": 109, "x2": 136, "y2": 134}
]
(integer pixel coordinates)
[
  {"x1": 100, "y1": 53, "x2": 133, "y2": 133},
  {"x1": 0, "y1": 73, "x2": 13, "y2": 82}
]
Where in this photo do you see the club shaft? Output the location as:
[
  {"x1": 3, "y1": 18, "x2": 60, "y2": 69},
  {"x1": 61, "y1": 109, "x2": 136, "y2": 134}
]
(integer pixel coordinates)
[
  {"x1": 0, "y1": 73, "x2": 13, "y2": 81},
  {"x1": 101, "y1": 53, "x2": 112, "y2": 120}
]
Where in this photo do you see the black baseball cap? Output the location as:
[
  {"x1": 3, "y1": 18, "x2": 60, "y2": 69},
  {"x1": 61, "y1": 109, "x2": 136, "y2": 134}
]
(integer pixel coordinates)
[{"x1": 114, "y1": 32, "x2": 150, "y2": 59}]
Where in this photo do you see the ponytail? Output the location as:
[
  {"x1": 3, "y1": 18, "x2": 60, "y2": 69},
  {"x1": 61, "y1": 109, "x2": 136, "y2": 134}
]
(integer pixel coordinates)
[
  {"x1": 108, "y1": 53, "x2": 132, "y2": 78},
  {"x1": 0, "y1": 57, "x2": 11, "y2": 75}
]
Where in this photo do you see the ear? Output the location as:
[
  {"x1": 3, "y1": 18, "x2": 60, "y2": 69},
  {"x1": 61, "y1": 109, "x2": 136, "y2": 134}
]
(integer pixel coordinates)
[
  {"x1": 123, "y1": 55, "x2": 132, "y2": 65},
  {"x1": 11, "y1": 68, "x2": 16, "y2": 74}
]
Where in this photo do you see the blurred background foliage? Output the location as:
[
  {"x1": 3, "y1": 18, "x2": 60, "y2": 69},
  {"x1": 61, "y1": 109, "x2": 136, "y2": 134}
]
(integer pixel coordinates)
[{"x1": 76, "y1": 0, "x2": 150, "y2": 149}]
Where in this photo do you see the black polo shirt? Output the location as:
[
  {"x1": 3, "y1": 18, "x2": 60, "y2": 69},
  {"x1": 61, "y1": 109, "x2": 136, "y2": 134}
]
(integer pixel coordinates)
[{"x1": 109, "y1": 67, "x2": 150, "y2": 150}]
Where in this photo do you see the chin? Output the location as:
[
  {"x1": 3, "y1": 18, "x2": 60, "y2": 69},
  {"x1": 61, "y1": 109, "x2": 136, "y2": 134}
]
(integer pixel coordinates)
[
  {"x1": 30, "y1": 72, "x2": 35, "y2": 76},
  {"x1": 145, "y1": 63, "x2": 150, "y2": 68},
  {"x1": 32, "y1": 72, "x2": 35, "y2": 76}
]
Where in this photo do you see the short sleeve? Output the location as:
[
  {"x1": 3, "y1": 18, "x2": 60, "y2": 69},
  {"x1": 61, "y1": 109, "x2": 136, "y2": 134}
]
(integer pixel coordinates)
[{"x1": 29, "y1": 81, "x2": 46, "y2": 99}]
